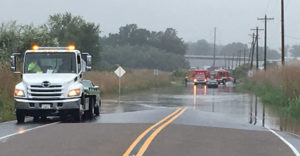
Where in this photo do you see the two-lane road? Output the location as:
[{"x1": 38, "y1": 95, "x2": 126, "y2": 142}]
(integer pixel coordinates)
[{"x1": 0, "y1": 85, "x2": 299, "y2": 156}]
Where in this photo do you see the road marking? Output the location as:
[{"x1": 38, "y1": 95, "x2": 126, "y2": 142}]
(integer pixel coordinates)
[
  {"x1": 268, "y1": 128, "x2": 300, "y2": 156},
  {"x1": 136, "y1": 107, "x2": 187, "y2": 156},
  {"x1": 0, "y1": 122, "x2": 59, "y2": 141},
  {"x1": 123, "y1": 108, "x2": 183, "y2": 156}
]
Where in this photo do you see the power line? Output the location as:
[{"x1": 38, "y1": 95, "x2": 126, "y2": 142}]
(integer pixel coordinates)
[
  {"x1": 264, "y1": 0, "x2": 272, "y2": 13},
  {"x1": 285, "y1": 35, "x2": 300, "y2": 40}
]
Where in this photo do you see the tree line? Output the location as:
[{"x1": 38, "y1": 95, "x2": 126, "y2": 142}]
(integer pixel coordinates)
[
  {"x1": 0, "y1": 12, "x2": 189, "y2": 71},
  {"x1": 0, "y1": 12, "x2": 101, "y2": 65},
  {"x1": 187, "y1": 39, "x2": 285, "y2": 60},
  {"x1": 100, "y1": 24, "x2": 189, "y2": 71}
]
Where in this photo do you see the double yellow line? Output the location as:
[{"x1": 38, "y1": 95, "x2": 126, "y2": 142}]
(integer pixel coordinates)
[{"x1": 123, "y1": 107, "x2": 187, "y2": 156}]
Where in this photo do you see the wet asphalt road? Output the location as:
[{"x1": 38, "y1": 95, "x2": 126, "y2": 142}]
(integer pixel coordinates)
[{"x1": 0, "y1": 84, "x2": 299, "y2": 156}]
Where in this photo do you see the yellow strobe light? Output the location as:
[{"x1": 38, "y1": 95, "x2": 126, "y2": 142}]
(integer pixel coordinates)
[
  {"x1": 32, "y1": 45, "x2": 39, "y2": 50},
  {"x1": 67, "y1": 44, "x2": 76, "y2": 50}
]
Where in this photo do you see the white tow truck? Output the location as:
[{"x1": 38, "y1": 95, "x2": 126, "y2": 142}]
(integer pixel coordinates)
[{"x1": 10, "y1": 45, "x2": 101, "y2": 123}]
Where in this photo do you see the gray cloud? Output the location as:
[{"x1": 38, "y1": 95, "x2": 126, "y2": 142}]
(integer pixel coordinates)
[{"x1": 0, "y1": 0, "x2": 299, "y2": 49}]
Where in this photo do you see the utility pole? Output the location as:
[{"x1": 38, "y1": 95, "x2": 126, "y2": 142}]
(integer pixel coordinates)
[
  {"x1": 227, "y1": 56, "x2": 229, "y2": 70},
  {"x1": 224, "y1": 54, "x2": 227, "y2": 69},
  {"x1": 237, "y1": 51, "x2": 240, "y2": 67},
  {"x1": 251, "y1": 27, "x2": 264, "y2": 70},
  {"x1": 258, "y1": 15, "x2": 274, "y2": 71},
  {"x1": 243, "y1": 48, "x2": 246, "y2": 64},
  {"x1": 232, "y1": 55, "x2": 234, "y2": 69},
  {"x1": 248, "y1": 44, "x2": 252, "y2": 64},
  {"x1": 256, "y1": 28, "x2": 259, "y2": 70},
  {"x1": 281, "y1": 0, "x2": 285, "y2": 65},
  {"x1": 249, "y1": 33, "x2": 255, "y2": 69},
  {"x1": 238, "y1": 50, "x2": 241, "y2": 66},
  {"x1": 213, "y1": 27, "x2": 216, "y2": 69}
]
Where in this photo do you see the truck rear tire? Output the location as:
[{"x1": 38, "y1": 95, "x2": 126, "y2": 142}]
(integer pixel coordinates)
[
  {"x1": 94, "y1": 100, "x2": 101, "y2": 116},
  {"x1": 16, "y1": 110, "x2": 25, "y2": 124},
  {"x1": 85, "y1": 97, "x2": 94, "y2": 119}
]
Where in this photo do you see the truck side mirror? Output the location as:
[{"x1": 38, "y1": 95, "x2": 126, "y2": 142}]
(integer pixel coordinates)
[
  {"x1": 11, "y1": 53, "x2": 21, "y2": 72},
  {"x1": 11, "y1": 55, "x2": 16, "y2": 72},
  {"x1": 81, "y1": 53, "x2": 92, "y2": 71},
  {"x1": 87, "y1": 55, "x2": 92, "y2": 66},
  {"x1": 86, "y1": 55, "x2": 92, "y2": 71}
]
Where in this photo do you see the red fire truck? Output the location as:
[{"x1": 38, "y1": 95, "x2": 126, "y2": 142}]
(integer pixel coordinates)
[
  {"x1": 215, "y1": 69, "x2": 233, "y2": 85},
  {"x1": 188, "y1": 69, "x2": 210, "y2": 85}
]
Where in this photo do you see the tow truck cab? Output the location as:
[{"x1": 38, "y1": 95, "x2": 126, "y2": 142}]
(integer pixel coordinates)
[{"x1": 10, "y1": 45, "x2": 100, "y2": 123}]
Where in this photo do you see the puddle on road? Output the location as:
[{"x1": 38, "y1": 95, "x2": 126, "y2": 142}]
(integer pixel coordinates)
[{"x1": 101, "y1": 84, "x2": 300, "y2": 136}]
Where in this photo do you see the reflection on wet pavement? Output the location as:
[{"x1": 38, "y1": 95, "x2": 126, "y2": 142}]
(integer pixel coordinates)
[{"x1": 101, "y1": 84, "x2": 300, "y2": 136}]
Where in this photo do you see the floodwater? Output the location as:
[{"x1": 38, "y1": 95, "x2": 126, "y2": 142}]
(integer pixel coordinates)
[{"x1": 101, "y1": 83, "x2": 300, "y2": 136}]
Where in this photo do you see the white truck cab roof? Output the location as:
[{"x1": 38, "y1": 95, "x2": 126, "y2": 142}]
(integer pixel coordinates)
[{"x1": 25, "y1": 45, "x2": 81, "y2": 54}]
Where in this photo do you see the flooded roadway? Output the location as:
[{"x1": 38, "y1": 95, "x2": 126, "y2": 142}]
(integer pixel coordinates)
[
  {"x1": 1, "y1": 83, "x2": 300, "y2": 156},
  {"x1": 102, "y1": 83, "x2": 299, "y2": 135}
]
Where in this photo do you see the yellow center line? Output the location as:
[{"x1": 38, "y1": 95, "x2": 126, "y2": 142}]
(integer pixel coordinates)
[
  {"x1": 136, "y1": 107, "x2": 187, "y2": 156},
  {"x1": 123, "y1": 108, "x2": 183, "y2": 156}
]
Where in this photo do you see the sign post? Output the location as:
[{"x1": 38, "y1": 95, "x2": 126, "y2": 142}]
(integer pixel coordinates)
[
  {"x1": 248, "y1": 70, "x2": 253, "y2": 78},
  {"x1": 114, "y1": 66, "x2": 126, "y2": 104}
]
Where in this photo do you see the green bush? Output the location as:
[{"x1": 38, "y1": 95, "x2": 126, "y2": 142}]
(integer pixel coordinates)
[{"x1": 238, "y1": 81, "x2": 300, "y2": 119}]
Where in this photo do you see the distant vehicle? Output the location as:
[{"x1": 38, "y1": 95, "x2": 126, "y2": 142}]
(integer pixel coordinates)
[
  {"x1": 11, "y1": 45, "x2": 100, "y2": 123},
  {"x1": 215, "y1": 69, "x2": 233, "y2": 85},
  {"x1": 190, "y1": 69, "x2": 210, "y2": 85},
  {"x1": 207, "y1": 75, "x2": 218, "y2": 88}
]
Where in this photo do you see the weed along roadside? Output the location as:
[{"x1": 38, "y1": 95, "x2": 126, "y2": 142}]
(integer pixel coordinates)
[
  {"x1": 235, "y1": 63, "x2": 300, "y2": 121},
  {"x1": 0, "y1": 65, "x2": 20, "y2": 122},
  {"x1": 83, "y1": 69, "x2": 174, "y2": 97},
  {"x1": 0, "y1": 66, "x2": 175, "y2": 122}
]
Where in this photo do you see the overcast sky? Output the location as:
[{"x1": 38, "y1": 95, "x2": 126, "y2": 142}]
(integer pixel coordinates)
[{"x1": 1, "y1": 0, "x2": 299, "y2": 49}]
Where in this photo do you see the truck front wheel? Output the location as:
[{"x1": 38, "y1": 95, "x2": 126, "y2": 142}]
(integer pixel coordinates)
[
  {"x1": 73, "y1": 109, "x2": 82, "y2": 122},
  {"x1": 16, "y1": 110, "x2": 25, "y2": 124},
  {"x1": 85, "y1": 97, "x2": 95, "y2": 119},
  {"x1": 222, "y1": 79, "x2": 227, "y2": 85}
]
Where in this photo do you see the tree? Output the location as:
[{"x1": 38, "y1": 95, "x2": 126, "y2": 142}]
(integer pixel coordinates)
[
  {"x1": 19, "y1": 25, "x2": 58, "y2": 53},
  {"x1": 100, "y1": 45, "x2": 189, "y2": 71},
  {"x1": 104, "y1": 24, "x2": 187, "y2": 56},
  {"x1": 187, "y1": 39, "x2": 212, "y2": 55},
  {"x1": 0, "y1": 22, "x2": 57, "y2": 62},
  {"x1": 0, "y1": 21, "x2": 21, "y2": 61},
  {"x1": 158, "y1": 28, "x2": 186, "y2": 55},
  {"x1": 47, "y1": 12, "x2": 101, "y2": 66},
  {"x1": 219, "y1": 42, "x2": 247, "y2": 56}
]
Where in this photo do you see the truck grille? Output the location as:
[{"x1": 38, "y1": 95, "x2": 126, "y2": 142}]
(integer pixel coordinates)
[{"x1": 28, "y1": 84, "x2": 63, "y2": 99}]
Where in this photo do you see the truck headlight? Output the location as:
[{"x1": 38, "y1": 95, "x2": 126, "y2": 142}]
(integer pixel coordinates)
[
  {"x1": 14, "y1": 89, "x2": 25, "y2": 97},
  {"x1": 68, "y1": 89, "x2": 81, "y2": 97}
]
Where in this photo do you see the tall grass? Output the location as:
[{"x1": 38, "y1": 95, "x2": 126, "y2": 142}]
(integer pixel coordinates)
[
  {"x1": 239, "y1": 62, "x2": 300, "y2": 118},
  {"x1": 84, "y1": 69, "x2": 171, "y2": 95},
  {"x1": 251, "y1": 62, "x2": 300, "y2": 98},
  {"x1": 0, "y1": 64, "x2": 21, "y2": 122}
]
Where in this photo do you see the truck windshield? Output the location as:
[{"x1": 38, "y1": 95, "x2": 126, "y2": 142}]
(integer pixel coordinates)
[
  {"x1": 195, "y1": 74, "x2": 205, "y2": 78},
  {"x1": 24, "y1": 53, "x2": 76, "y2": 74}
]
